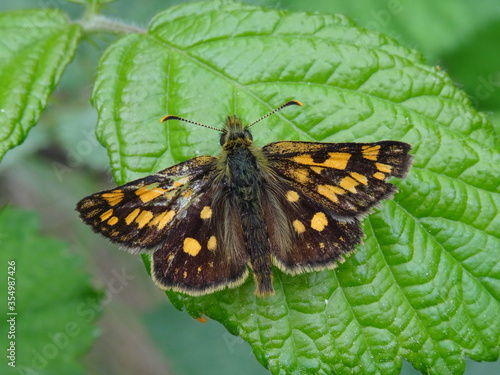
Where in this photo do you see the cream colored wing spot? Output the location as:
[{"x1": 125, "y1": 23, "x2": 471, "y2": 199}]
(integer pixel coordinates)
[
  {"x1": 200, "y1": 206, "x2": 212, "y2": 219},
  {"x1": 311, "y1": 212, "x2": 328, "y2": 232},
  {"x1": 373, "y1": 172, "x2": 386, "y2": 180},
  {"x1": 286, "y1": 190, "x2": 300, "y2": 202},
  {"x1": 183, "y1": 237, "x2": 202, "y2": 256},
  {"x1": 292, "y1": 219, "x2": 306, "y2": 234}
]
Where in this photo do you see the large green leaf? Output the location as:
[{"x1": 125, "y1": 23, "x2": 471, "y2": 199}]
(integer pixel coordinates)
[
  {"x1": 0, "y1": 9, "x2": 81, "y2": 160},
  {"x1": 0, "y1": 206, "x2": 102, "y2": 374},
  {"x1": 91, "y1": 1, "x2": 500, "y2": 374},
  {"x1": 277, "y1": 0, "x2": 500, "y2": 59}
]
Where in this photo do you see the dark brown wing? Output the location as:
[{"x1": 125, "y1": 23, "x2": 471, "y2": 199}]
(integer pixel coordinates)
[
  {"x1": 261, "y1": 140, "x2": 412, "y2": 274},
  {"x1": 261, "y1": 178, "x2": 363, "y2": 275},
  {"x1": 76, "y1": 156, "x2": 216, "y2": 251},
  {"x1": 263, "y1": 140, "x2": 412, "y2": 219},
  {"x1": 152, "y1": 185, "x2": 249, "y2": 296},
  {"x1": 77, "y1": 155, "x2": 250, "y2": 296}
]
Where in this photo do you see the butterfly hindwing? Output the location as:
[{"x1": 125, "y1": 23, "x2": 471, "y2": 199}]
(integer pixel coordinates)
[
  {"x1": 262, "y1": 180, "x2": 363, "y2": 275},
  {"x1": 263, "y1": 141, "x2": 412, "y2": 218},
  {"x1": 76, "y1": 156, "x2": 216, "y2": 250},
  {"x1": 152, "y1": 185, "x2": 250, "y2": 295}
]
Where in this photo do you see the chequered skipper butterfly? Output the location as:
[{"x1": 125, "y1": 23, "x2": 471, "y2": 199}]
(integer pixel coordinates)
[{"x1": 77, "y1": 101, "x2": 412, "y2": 296}]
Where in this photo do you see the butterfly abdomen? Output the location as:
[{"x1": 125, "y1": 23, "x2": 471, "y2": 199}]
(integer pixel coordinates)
[{"x1": 226, "y1": 146, "x2": 275, "y2": 296}]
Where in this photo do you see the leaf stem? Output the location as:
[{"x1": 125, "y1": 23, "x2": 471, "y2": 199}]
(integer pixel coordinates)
[{"x1": 77, "y1": 14, "x2": 147, "y2": 35}]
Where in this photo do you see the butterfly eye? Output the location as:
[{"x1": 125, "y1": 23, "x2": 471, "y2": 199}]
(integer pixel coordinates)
[
  {"x1": 219, "y1": 133, "x2": 226, "y2": 145},
  {"x1": 244, "y1": 130, "x2": 253, "y2": 141}
]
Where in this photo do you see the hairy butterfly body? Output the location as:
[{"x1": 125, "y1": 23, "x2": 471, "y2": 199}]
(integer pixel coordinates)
[{"x1": 77, "y1": 101, "x2": 412, "y2": 296}]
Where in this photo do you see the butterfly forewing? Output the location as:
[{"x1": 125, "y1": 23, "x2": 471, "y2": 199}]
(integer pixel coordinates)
[
  {"x1": 76, "y1": 156, "x2": 216, "y2": 250},
  {"x1": 263, "y1": 141, "x2": 412, "y2": 218}
]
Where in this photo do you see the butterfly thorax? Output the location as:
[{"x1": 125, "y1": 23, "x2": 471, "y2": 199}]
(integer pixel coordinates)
[{"x1": 214, "y1": 115, "x2": 275, "y2": 295}]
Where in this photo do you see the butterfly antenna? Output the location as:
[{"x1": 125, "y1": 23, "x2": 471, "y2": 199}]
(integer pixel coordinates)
[
  {"x1": 245, "y1": 100, "x2": 303, "y2": 129},
  {"x1": 160, "y1": 115, "x2": 223, "y2": 132}
]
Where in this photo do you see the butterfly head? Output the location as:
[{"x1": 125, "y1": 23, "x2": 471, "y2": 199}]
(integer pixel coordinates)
[{"x1": 219, "y1": 115, "x2": 253, "y2": 148}]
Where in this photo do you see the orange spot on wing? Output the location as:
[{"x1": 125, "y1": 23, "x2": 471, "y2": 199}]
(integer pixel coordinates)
[
  {"x1": 376, "y1": 162, "x2": 392, "y2": 173},
  {"x1": 339, "y1": 176, "x2": 359, "y2": 193},
  {"x1": 200, "y1": 206, "x2": 212, "y2": 219},
  {"x1": 311, "y1": 212, "x2": 328, "y2": 232},
  {"x1": 108, "y1": 216, "x2": 119, "y2": 226},
  {"x1": 135, "y1": 185, "x2": 167, "y2": 203},
  {"x1": 125, "y1": 208, "x2": 141, "y2": 225},
  {"x1": 183, "y1": 237, "x2": 201, "y2": 256},
  {"x1": 135, "y1": 210, "x2": 154, "y2": 228},
  {"x1": 362, "y1": 145, "x2": 380, "y2": 160},
  {"x1": 317, "y1": 184, "x2": 345, "y2": 203},
  {"x1": 183, "y1": 189, "x2": 194, "y2": 198},
  {"x1": 293, "y1": 220, "x2": 306, "y2": 234},
  {"x1": 324, "y1": 152, "x2": 351, "y2": 170},
  {"x1": 289, "y1": 167, "x2": 310, "y2": 184},
  {"x1": 102, "y1": 190, "x2": 124, "y2": 206},
  {"x1": 207, "y1": 236, "x2": 217, "y2": 251},
  {"x1": 310, "y1": 166, "x2": 324, "y2": 174},
  {"x1": 151, "y1": 210, "x2": 176, "y2": 229},
  {"x1": 286, "y1": 191, "x2": 300, "y2": 202},
  {"x1": 292, "y1": 152, "x2": 351, "y2": 170},
  {"x1": 350, "y1": 172, "x2": 368, "y2": 185},
  {"x1": 100, "y1": 209, "x2": 113, "y2": 221}
]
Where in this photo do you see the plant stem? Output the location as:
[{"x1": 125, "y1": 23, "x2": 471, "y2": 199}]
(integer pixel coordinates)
[{"x1": 77, "y1": 14, "x2": 147, "y2": 35}]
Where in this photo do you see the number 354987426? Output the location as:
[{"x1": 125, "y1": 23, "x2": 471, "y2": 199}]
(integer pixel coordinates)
[{"x1": 7, "y1": 260, "x2": 16, "y2": 308}]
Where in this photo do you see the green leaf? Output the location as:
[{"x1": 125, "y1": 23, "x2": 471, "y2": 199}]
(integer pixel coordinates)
[
  {"x1": 92, "y1": 1, "x2": 500, "y2": 374},
  {"x1": 0, "y1": 206, "x2": 103, "y2": 374},
  {"x1": 281, "y1": 0, "x2": 500, "y2": 60},
  {"x1": 0, "y1": 9, "x2": 81, "y2": 161}
]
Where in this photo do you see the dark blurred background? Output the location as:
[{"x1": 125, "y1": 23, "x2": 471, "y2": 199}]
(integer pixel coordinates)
[{"x1": 0, "y1": 1, "x2": 498, "y2": 374}]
